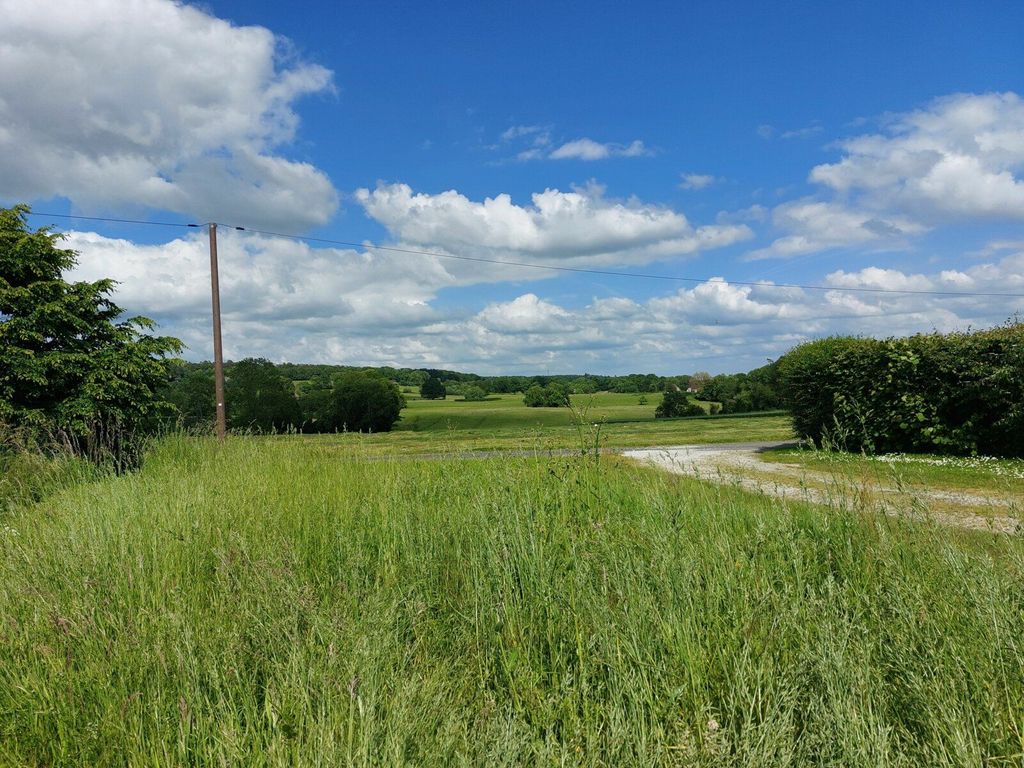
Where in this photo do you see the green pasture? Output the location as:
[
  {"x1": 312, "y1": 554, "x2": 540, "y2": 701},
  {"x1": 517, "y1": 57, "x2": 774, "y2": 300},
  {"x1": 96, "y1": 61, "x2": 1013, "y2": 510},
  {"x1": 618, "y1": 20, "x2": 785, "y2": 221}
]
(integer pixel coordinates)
[
  {"x1": 398, "y1": 391, "x2": 687, "y2": 432},
  {"x1": 298, "y1": 413, "x2": 794, "y2": 456},
  {"x1": 1, "y1": 436, "x2": 1022, "y2": 765}
]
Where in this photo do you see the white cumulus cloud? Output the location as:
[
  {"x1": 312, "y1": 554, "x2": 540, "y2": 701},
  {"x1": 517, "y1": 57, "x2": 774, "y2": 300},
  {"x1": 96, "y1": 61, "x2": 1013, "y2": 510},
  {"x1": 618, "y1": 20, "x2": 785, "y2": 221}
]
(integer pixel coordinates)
[
  {"x1": 0, "y1": 0, "x2": 338, "y2": 229},
  {"x1": 355, "y1": 182, "x2": 752, "y2": 266},
  {"x1": 810, "y1": 92, "x2": 1024, "y2": 220},
  {"x1": 749, "y1": 199, "x2": 927, "y2": 259},
  {"x1": 756, "y1": 92, "x2": 1024, "y2": 259},
  {"x1": 62, "y1": 227, "x2": 1024, "y2": 373}
]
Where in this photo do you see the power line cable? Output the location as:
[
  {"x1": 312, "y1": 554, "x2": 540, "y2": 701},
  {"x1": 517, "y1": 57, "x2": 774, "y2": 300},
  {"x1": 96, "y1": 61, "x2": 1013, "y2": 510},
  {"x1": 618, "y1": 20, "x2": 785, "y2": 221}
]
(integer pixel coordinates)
[
  {"x1": 26, "y1": 211, "x2": 199, "y2": 229},
  {"x1": 24, "y1": 210, "x2": 1024, "y2": 300},
  {"x1": 221, "y1": 223, "x2": 1024, "y2": 300}
]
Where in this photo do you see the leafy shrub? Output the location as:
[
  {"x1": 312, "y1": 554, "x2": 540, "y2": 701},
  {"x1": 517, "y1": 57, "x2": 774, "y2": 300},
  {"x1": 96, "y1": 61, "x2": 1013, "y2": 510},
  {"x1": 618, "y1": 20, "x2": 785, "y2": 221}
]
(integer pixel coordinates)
[
  {"x1": 327, "y1": 371, "x2": 405, "y2": 433},
  {"x1": 655, "y1": 389, "x2": 704, "y2": 418},
  {"x1": 777, "y1": 321, "x2": 1024, "y2": 457},
  {"x1": 523, "y1": 383, "x2": 570, "y2": 407},
  {"x1": 419, "y1": 376, "x2": 446, "y2": 400},
  {"x1": 461, "y1": 385, "x2": 487, "y2": 402}
]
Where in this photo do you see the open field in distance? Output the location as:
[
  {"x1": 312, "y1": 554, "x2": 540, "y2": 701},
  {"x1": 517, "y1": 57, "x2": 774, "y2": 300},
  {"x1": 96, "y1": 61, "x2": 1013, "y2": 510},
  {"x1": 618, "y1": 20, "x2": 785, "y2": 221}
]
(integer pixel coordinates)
[
  {"x1": 296, "y1": 392, "x2": 794, "y2": 455},
  {"x1": 396, "y1": 391, "x2": 697, "y2": 432}
]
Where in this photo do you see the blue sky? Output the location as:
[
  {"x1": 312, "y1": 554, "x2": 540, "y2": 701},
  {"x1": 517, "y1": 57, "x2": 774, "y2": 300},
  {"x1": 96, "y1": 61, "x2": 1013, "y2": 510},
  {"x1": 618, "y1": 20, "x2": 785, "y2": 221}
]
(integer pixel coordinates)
[{"x1": 1, "y1": 0, "x2": 1022, "y2": 373}]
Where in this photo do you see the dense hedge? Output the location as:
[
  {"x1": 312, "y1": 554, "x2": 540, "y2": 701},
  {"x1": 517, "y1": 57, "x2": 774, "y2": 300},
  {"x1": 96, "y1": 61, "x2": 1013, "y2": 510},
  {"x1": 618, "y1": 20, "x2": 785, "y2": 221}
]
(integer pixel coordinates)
[{"x1": 777, "y1": 322, "x2": 1024, "y2": 457}]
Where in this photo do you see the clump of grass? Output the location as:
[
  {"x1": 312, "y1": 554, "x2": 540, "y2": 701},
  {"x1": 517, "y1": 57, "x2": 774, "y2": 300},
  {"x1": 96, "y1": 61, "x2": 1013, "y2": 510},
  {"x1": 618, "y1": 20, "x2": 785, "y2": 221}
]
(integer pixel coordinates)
[
  {"x1": 0, "y1": 428, "x2": 105, "y2": 513},
  {"x1": 0, "y1": 434, "x2": 1022, "y2": 765}
]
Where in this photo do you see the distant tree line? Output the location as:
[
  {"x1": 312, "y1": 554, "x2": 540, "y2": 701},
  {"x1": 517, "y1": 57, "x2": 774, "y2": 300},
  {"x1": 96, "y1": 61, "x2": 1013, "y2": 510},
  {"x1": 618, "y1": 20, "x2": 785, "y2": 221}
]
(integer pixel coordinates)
[
  {"x1": 693, "y1": 364, "x2": 785, "y2": 414},
  {"x1": 163, "y1": 360, "x2": 405, "y2": 433},
  {"x1": 253, "y1": 368, "x2": 707, "y2": 397},
  {"x1": 160, "y1": 360, "x2": 792, "y2": 424}
]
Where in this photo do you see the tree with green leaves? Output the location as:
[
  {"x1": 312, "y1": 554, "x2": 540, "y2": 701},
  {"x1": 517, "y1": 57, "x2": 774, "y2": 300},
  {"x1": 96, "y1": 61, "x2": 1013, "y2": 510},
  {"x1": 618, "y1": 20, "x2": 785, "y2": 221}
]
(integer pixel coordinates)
[
  {"x1": 420, "y1": 376, "x2": 446, "y2": 400},
  {"x1": 654, "y1": 389, "x2": 704, "y2": 419},
  {"x1": 0, "y1": 205, "x2": 181, "y2": 465},
  {"x1": 330, "y1": 371, "x2": 405, "y2": 432},
  {"x1": 160, "y1": 361, "x2": 215, "y2": 429},
  {"x1": 224, "y1": 358, "x2": 302, "y2": 432},
  {"x1": 461, "y1": 385, "x2": 487, "y2": 402},
  {"x1": 523, "y1": 382, "x2": 570, "y2": 407},
  {"x1": 296, "y1": 374, "x2": 336, "y2": 431},
  {"x1": 569, "y1": 376, "x2": 598, "y2": 394}
]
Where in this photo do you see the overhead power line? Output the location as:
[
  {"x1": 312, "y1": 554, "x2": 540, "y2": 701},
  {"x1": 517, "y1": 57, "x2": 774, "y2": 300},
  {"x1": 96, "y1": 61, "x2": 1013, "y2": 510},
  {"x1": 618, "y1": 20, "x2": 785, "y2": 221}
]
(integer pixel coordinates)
[
  {"x1": 25, "y1": 210, "x2": 1024, "y2": 300},
  {"x1": 26, "y1": 211, "x2": 199, "y2": 229}
]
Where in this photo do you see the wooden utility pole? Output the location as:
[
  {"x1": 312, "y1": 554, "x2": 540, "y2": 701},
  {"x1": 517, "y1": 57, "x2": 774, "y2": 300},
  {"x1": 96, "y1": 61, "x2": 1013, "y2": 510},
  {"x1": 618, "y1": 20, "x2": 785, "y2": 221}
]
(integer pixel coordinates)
[{"x1": 208, "y1": 223, "x2": 227, "y2": 440}]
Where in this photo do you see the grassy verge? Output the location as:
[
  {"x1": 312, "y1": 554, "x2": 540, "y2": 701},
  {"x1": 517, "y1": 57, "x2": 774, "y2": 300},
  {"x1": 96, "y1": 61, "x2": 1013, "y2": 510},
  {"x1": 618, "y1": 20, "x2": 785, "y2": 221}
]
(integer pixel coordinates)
[
  {"x1": 1, "y1": 436, "x2": 1022, "y2": 765},
  {"x1": 761, "y1": 446, "x2": 1024, "y2": 497},
  {"x1": 0, "y1": 448, "x2": 104, "y2": 512}
]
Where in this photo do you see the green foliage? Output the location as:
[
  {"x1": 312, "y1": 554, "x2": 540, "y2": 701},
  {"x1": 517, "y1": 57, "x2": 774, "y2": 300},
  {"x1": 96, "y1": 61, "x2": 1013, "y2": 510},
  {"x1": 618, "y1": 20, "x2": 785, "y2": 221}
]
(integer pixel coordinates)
[
  {"x1": 485, "y1": 375, "x2": 531, "y2": 393},
  {"x1": 609, "y1": 373, "x2": 663, "y2": 393},
  {"x1": 460, "y1": 384, "x2": 487, "y2": 401},
  {"x1": 220, "y1": 366, "x2": 405, "y2": 434},
  {"x1": 296, "y1": 374, "x2": 336, "y2": 430},
  {"x1": 654, "y1": 389, "x2": 704, "y2": 418},
  {"x1": 0, "y1": 427, "x2": 103, "y2": 510},
  {"x1": 778, "y1": 322, "x2": 1024, "y2": 457},
  {"x1": 160, "y1": 361, "x2": 215, "y2": 429},
  {"x1": 569, "y1": 376, "x2": 598, "y2": 394},
  {"x1": 0, "y1": 205, "x2": 181, "y2": 465},
  {"x1": 328, "y1": 371, "x2": 405, "y2": 432},
  {"x1": 523, "y1": 382, "x2": 570, "y2": 407},
  {"x1": 225, "y1": 358, "x2": 301, "y2": 432},
  {"x1": 698, "y1": 363, "x2": 784, "y2": 413},
  {"x1": 419, "y1": 376, "x2": 447, "y2": 400}
]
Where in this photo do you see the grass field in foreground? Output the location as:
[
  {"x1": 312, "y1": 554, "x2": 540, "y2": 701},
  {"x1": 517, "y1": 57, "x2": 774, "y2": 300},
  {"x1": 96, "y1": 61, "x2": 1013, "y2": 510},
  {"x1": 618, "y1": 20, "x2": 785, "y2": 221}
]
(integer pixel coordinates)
[{"x1": 2, "y1": 436, "x2": 1022, "y2": 765}]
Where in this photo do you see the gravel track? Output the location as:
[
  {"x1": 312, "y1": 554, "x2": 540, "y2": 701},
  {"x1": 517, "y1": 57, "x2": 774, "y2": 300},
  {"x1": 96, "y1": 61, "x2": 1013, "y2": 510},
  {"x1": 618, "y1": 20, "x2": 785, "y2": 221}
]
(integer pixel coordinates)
[{"x1": 623, "y1": 443, "x2": 1022, "y2": 534}]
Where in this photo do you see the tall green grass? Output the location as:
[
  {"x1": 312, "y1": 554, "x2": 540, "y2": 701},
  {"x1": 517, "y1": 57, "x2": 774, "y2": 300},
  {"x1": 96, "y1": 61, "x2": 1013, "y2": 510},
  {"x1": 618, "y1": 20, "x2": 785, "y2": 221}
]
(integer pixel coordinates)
[
  {"x1": 0, "y1": 443, "x2": 104, "y2": 512},
  {"x1": 1, "y1": 436, "x2": 1022, "y2": 765}
]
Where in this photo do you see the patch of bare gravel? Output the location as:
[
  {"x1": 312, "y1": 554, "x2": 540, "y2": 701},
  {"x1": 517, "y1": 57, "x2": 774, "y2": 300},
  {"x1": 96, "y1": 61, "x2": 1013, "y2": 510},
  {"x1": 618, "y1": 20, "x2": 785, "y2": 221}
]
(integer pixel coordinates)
[{"x1": 624, "y1": 445, "x2": 1022, "y2": 534}]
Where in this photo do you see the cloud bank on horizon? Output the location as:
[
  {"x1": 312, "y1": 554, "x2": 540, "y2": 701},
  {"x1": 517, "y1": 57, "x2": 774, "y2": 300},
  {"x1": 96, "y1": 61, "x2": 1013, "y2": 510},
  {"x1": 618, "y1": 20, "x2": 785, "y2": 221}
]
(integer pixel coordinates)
[{"x1": 0, "y1": 0, "x2": 1021, "y2": 374}]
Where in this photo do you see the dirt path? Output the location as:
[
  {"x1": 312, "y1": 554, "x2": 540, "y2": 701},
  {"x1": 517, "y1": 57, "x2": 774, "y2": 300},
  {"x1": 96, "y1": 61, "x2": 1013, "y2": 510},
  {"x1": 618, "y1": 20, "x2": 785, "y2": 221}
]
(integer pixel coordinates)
[{"x1": 623, "y1": 443, "x2": 1022, "y2": 534}]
